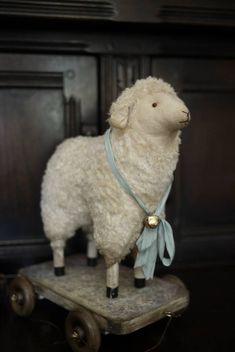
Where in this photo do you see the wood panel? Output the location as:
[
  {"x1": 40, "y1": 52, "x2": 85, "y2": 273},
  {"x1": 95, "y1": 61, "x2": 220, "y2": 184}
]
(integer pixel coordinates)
[
  {"x1": 0, "y1": 0, "x2": 234, "y2": 27},
  {"x1": 0, "y1": 86, "x2": 64, "y2": 242},
  {"x1": 151, "y1": 58, "x2": 235, "y2": 264},
  {"x1": 100, "y1": 55, "x2": 151, "y2": 130},
  {"x1": 0, "y1": 54, "x2": 97, "y2": 269},
  {"x1": 0, "y1": 0, "x2": 116, "y2": 20}
]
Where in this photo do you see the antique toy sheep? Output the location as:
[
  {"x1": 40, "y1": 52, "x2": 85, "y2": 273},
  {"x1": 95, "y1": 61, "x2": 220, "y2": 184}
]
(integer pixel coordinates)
[{"x1": 41, "y1": 77, "x2": 190, "y2": 298}]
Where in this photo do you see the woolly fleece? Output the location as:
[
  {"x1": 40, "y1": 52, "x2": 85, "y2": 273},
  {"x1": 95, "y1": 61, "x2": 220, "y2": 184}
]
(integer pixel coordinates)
[{"x1": 41, "y1": 77, "x2": 189, "y2": 267}]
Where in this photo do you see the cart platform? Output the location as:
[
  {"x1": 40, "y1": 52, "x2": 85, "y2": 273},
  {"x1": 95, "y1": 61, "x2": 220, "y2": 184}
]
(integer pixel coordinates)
[{"x1": 19, "y1": 255, "x2": 189, "y2": 335}]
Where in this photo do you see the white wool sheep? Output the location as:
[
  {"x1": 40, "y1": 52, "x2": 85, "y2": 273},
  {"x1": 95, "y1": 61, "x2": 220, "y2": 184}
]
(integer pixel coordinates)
[{"x1": 41, "y1": 76, "x2": 190, "y2": 298}]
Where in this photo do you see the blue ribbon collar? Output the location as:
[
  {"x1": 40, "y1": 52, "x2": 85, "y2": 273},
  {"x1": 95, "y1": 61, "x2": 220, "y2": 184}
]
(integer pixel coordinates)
[{"x1": 104, "y1": 128, "x2": 175, "y2": 280}]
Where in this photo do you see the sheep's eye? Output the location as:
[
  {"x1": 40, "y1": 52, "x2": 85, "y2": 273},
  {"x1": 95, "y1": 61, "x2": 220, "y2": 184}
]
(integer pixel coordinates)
[{"x1": 152, "y1": 102, "x2": 158, "y2": 107}]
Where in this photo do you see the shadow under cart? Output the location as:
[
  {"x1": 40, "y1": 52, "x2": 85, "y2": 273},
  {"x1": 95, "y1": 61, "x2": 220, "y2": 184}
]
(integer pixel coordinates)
[{"x1": 8, "y1": 255, "x2": 189, "y2": 352}]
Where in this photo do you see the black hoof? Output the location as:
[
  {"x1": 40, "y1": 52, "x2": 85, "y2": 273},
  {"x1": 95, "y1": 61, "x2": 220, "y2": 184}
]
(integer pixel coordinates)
[
  {"x1": 134, "y1": 278, "x2": 146, "y2": 288},
  {"x1": 54, "y1": 267, "x2": 65, "y2": 276},
  {"x1": 106, "y1": 287, "x2": 119, "y2": 299},
  {"x1": 87, "y1": 257, "x2": 98, "y2": 267}
]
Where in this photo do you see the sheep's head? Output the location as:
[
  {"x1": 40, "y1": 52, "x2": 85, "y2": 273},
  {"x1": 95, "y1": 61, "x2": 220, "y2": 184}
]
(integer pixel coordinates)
[{"x1": 108, "y1": 77, "x2": 190, "y2": 136}]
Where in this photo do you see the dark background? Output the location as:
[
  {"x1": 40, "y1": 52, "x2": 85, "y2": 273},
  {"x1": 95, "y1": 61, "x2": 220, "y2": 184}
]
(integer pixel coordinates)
[{"x1": 0, "y1": 1, "x2": 235, "y2": 351}]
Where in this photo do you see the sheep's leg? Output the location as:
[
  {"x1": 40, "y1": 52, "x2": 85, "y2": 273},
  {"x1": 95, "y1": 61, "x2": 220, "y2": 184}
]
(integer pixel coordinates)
[
  {"x1": 106, "y1": 263, "x2": 119, "y2": 299},
  {"x1": 87, "y1": 237, "x2": 98, "y2": 267},
  {"x1": 50, "y1": 239, "x2": 66, "y2": 276},
  {"x1": 134, "y1": 266, "x2": 146, "y2": 288}
]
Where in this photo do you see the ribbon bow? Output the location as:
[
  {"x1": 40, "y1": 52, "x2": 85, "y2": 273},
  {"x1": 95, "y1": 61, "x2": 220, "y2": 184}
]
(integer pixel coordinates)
[
  {"x1": 104, "y1": 128, "x2": 175, "y2": 280},
  {"x1": 134, "y1": 215, "x2": 175, "y2": 280}
]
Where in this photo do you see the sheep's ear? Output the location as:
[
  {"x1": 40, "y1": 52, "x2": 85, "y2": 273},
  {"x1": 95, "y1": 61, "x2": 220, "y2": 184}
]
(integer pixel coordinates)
[{"x1": 108, "y1": 104, "x2": 134, "y2": 129}]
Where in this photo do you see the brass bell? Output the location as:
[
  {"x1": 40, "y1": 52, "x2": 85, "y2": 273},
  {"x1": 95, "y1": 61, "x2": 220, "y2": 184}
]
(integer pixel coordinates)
[{"x1": 144, "y1": 215, "x2": 160, "y2": 229}]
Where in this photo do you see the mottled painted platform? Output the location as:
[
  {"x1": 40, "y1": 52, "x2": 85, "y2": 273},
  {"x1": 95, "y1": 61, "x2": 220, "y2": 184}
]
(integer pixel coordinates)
[{"x1": 20, "y1": 255, "x2": 189, "y2": 334}]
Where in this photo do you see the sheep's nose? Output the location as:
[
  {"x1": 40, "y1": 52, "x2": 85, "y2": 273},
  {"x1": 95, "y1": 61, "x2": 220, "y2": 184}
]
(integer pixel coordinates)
[{"x1": 182, "y1": 110, "x2": 191, "y2": 121}]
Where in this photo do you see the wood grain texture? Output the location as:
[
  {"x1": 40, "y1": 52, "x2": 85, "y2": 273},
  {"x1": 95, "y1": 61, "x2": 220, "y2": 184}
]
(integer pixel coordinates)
[
  {"x1": 0, "y1": 55, "x2": 98, "y2": 250},
  {"x1": 151, "y1": 57, "x2": 235, "y2": 263},
  {"x1": 0, "y1": 1, "x2": 234, "y2": 27},
  {"x1": 0, "y1": 0, "x2": 116, "y2": 20}
]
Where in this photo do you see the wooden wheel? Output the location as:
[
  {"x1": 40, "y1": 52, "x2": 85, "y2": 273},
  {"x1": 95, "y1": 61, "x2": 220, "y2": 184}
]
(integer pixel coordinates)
[
  {"x1": 65, "y1": 307, "x2": 101, "y2": 352},
  {"x1": 162, "y1": 274, "x2": 186, "y2": 289},
  {"x1": 9, "y1": 276, "x2": 35, "y2": 317}
]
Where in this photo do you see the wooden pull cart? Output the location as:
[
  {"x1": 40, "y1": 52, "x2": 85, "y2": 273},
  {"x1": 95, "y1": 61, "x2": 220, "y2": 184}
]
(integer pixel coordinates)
[{"x1": 8, "y1": 255, "x2": 189, "y2": 352}]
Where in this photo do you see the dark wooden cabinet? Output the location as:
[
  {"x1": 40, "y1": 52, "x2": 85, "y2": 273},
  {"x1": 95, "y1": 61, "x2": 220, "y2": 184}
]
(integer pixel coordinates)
[
  {"x1": 0, "y1": 1, "x2": 234, "y2": 271},
  {"x1": 151, "y1": 58, "x2": 235, "y2": 264},
  {"x1": 0, "y1": 54, "x2": 98, "y2": 268}
]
